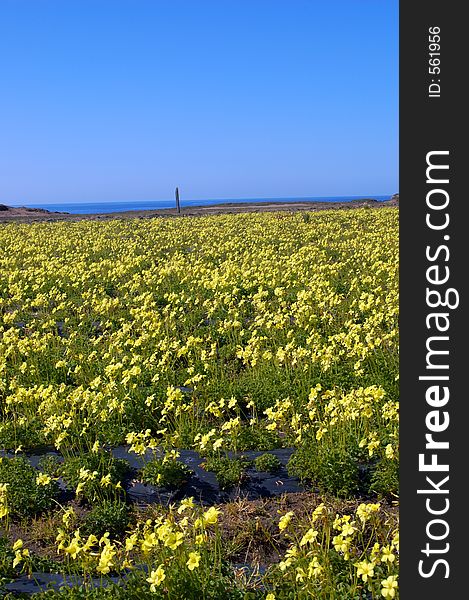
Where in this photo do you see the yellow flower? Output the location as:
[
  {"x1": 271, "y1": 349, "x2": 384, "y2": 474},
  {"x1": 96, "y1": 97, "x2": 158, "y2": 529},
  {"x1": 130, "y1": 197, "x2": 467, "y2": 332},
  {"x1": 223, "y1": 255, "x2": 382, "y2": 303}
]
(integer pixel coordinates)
[
  {"x1": 13, "y1": 548, "x2": 29, "y2": 568},
  {"x1": 125, "y1": 533, "x2": 138, "y2": 552},
  {"x1": 212, "y1": 438, "x2": 223, "y2": 450},
  {"x1": 356, "y1": 502, "x2": 380, "y2": 523},
  {"x1": 307, "y1": 556, "x2": 323, "y2": 578},
  {"x1": 100, "y1": 474, "x2": 112, "y2": 487},
  {"x1": 62, "y1": 507, "x2": 75, "y2": 527},
  {"x1": 13, "y1": 551, "x2": 23, "y2": 568},
  {"x1": 370, "y1": 542, "x2": 381, "y2": 560},
  {"x1": 300, "y1": 528, "x2": 319, "y2": 546},
  {"x1": 147, "y1": 566, "x2": 166, "y2": 591},
  {"x1": 82, "y1": 534, "x2": 98, "y2": 552},
  {"x1": 63, "y1": 539, "x2": 81, "y2": 559},
  {"x1": 381, "y1": 546, "x2": 396, "y2": 563},
  {"x1": 203, "y1": 506, "x2": 220, "y2": 525},
  {"x1": 179, "y1": 517, "x2": 189, "y2": 531},
  {"x1": 278, "y1": 511, "x2": 294, "y2": 531},
  {"x1": 279, "y1": 558, "x2": 294, "y2": 571},
  {"x1": 381, "y1": 575, "x2": 398, "y2": 598},
  {"x1": 367, "y1": 439, "x2": 380, "y2": 457},
  {"x1": 316, "y1": 427, "x2": 327, "y2": 441},
  {"x1": 311, "y1": 503, "x2": 325, "y2": 522},
  {"x1": 332, "y1": 534, "x2": 350, "y2": 554},
  {"x1": 36, "y1": 473, "x2": 52, "y2": 486},
  {"x1": 341, "y1": 522, "x2": 356, "y2": 537},
  {"x1": 177, "y1": 497, "x2": 195, "y2": 514},
  {"x1": 99, "y1": 532, "x2": 111, "y2": 546},
  {"x1": 96, "y1": 544, "x2": 116, "y2": 574},
  {"x1": 296, "y1": 567, "x2": 306, "y2": 582},
  {"x1": 187, "y1": 551, "x2": 201, "y2": 571},
  {"x1": 266, "y1": 594, "x2": 275, "y2": 600},
  {"x1": 56, "y1": 529, "x2": 66, "y2": 545},
  {"x1": 355, "y1": 560, "x2": 375, "y2": 582},
  {"x1": 141, "y1": 531, "x2": 157, "y2": 553},
  {"x1": 164, "y1": 531, "x2": 184, "y2": 550},
  {"x1": 285, "y1": 545, "x2": 298, "y2": 559}
]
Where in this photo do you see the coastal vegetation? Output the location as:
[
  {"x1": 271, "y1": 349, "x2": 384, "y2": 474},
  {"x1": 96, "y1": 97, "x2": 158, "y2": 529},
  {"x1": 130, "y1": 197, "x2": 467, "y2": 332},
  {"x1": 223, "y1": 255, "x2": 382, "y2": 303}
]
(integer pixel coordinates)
[{"x1": 0, "y1": 208, "x2": 398, "y2": 598}]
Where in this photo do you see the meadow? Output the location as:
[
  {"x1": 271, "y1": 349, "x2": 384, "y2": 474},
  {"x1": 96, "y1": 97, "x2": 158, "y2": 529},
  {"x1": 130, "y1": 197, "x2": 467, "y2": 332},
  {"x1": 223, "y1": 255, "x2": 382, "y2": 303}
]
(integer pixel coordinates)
[{"x1": 0, "y1": 208, "x2": 399, "y2": 598}]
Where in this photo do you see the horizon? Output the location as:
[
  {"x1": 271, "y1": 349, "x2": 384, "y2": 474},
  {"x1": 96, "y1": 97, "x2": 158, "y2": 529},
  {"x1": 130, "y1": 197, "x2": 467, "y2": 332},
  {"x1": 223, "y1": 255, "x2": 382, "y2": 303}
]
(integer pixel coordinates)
[
  {"x1": 1, "y1": 1, "x2": 398, "y2": 205},
  {"x1": 12, "y1": 192, "x2": 395, "y2": 209}
]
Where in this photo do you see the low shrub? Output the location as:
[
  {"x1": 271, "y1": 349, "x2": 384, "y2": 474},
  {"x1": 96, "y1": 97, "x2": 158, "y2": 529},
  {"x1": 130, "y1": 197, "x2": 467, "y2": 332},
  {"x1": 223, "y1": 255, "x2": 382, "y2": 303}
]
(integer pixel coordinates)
[
  {"x1": 0, "y1": 456, "x2": 60, "y2": 519},
  {"x1": 0, "y1": 420, "x2": 45, "y2": 452},
  {"x1": 60, "y1": 452, "x2": 129, "y2": 503},
  {"x1": 235, "y1": 426, "x2": 281, "y2": 451},
  {"x1": 139, "y1": 459, "x2": 191, "y2": 489},
  {"x1": 82, "y1": 500, "x2": 130, "y2": 539},
  {"x1": 369, "y1": 457, "x2": 399, "y2": 497},
  {"x1": 253, "y1": 453, "x2": 281, "y2": 473},
  {"x1": 37, "y1": 454, "x2": 63, "y2": 477},
  {"x1": 203, "y1": 456, "x2": 248, "y2": 490},
  {"x1": 317, "y1": 447, "x2": 361, "y2": 497},
  {"x1": 288, "y1": 445, "x2": 361, "y2": 498}
]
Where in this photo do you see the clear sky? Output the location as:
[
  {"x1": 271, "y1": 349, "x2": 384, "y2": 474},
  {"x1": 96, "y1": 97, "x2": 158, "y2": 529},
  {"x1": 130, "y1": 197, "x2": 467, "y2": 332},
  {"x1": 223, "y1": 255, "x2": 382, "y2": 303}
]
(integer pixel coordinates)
[{"x1": 0, "y1": 0, "x2": 398, "y2": 205}]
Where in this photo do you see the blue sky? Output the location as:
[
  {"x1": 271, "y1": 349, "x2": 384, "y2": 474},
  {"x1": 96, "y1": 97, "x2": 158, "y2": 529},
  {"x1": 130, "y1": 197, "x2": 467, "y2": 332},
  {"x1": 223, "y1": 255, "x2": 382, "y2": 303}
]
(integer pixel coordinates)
[{"x1": 0, "y1": 1, "x2": 398, "y2": 205}]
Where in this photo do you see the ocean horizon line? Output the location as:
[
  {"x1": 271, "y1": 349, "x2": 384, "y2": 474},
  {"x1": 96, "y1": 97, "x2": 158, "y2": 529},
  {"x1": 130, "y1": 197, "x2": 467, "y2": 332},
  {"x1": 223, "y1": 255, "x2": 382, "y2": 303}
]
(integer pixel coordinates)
[{"x1": 11, "y1": 194, "x2": 395, "y2": 215}]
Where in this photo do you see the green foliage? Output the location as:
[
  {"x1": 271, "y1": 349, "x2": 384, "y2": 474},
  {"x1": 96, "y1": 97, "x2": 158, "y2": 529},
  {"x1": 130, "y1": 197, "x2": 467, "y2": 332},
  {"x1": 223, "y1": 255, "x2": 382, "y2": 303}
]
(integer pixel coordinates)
[
  {"x1": 37, "y1": 455, "x2": 63, "y2": 477},
  {"x1": 317, "y1": 447, "x2": 361, "y2": 497},
  {"x1": 235, "y1": 426, "x2": 281, "y2": 451},
  {"x1": 0, "y1": 537, "x2": 57, "y2": 587},
  {"x1": 0, "y1": 536, "x2": 16, "y2": 582},
  {"x1": 8, "y1": 567, "x2": 249, "y2": 599},
  {"x1": 139, "y1": 459, "x2": 191, "y2": 489},
  {"x1": 60, "y1": 452, "x2": 129, "y2": 502},
  {"x1": 253, "y1": 453, "x2": 281, "y2": 473},
  {"x1": 369, "y1": 457, "x2": 399, "y2": 498},
  {"x1": 288, "y1": 445, "x2": 361, "y2": 498},
  {"x1": 0, "y1": 210, "x2": 399, "y2": 598},
  {"x1": 82, "y1": 500, "x2": 130, "y2": 539},
  {"x1": 204, "y1": 456, "x2": 248, "y2": 490},
  {"x1": 0, "y1": 420, "x2": 45, "y2": 452},
  {"x1": 0, "y1": 457, "x2": 59, "y2": 519}
]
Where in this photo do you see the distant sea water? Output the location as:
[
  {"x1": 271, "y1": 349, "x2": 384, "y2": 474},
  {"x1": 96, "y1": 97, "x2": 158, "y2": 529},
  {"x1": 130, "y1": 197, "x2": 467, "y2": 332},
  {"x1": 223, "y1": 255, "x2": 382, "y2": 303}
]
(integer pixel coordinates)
[{"x1": 15, "y1": 195, "x2": 393, "y2": 215}]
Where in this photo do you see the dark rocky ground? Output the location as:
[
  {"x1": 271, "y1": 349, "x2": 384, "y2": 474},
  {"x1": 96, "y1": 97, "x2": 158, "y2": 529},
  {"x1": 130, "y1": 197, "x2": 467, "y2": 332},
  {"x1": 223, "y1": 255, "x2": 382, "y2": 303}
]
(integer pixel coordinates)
[{"x1": 0, "y1": 196, "x2": 399, "y2": 223}]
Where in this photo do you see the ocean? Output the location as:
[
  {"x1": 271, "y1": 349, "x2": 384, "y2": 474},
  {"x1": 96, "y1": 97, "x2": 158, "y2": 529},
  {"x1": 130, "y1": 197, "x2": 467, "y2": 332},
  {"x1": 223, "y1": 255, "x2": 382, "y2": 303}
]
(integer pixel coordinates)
[{"x1": 14, "y1": 195, "x2": 393, "y2": 215}]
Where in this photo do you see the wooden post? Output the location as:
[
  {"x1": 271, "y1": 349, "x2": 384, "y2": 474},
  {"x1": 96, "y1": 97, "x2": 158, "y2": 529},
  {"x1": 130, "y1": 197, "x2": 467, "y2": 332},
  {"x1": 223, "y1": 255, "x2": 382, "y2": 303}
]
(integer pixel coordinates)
[{"x1": 175, "y1": 187, "x2": 181, "y2": 213}]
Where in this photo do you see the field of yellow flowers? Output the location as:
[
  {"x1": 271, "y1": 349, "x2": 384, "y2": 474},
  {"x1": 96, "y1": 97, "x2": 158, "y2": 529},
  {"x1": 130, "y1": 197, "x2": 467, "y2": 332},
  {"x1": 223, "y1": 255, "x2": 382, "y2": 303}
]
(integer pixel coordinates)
[{"x1": 0, "y1": 208, "x2": 398, "y2": 598}]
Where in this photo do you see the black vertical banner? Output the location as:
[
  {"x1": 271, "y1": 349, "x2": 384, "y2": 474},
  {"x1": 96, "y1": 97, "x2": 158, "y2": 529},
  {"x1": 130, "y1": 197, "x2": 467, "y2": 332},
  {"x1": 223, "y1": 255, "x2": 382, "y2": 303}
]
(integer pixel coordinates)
[{"x1": 400, "y1": 2, "x2": 465, "y2": 598}]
